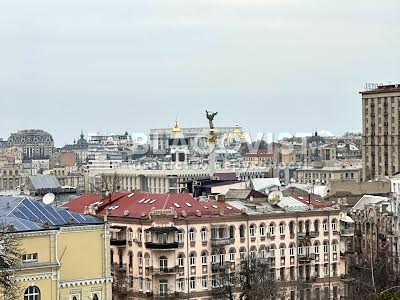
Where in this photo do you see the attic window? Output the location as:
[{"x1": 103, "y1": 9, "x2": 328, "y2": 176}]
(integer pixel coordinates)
[
  {"x1": 144, "y1": 199, "x2": 150, "y2": 204},
  {"x1": 227, "y1": 206, "x2": 232, "y2": 210},
  {"x1": 212, "y1": 205, "x2": 218, "y2": 209},
  {"x1": 203, "y1": 206, "x2": 208, "y2": 209},
  {"x1": 138, "y1": 199, "x2": 145, "y2": 203},
  {"x1": 174, "y1": 203, "x2": 180, "y2": 208},
  {"x1": 149, "y1": 199, "x2": 156, "y2": 204},
  {"x1": 186, "y1": 203, "x2": 192, "y2": 207},
  {"x1": 128, "y1": 193, "x2": 134, "y2": 198}
]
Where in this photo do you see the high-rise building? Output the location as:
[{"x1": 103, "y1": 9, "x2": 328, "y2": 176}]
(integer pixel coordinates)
[{"x1": 361, "y1": 84, "x2": 400, "y2": 180}]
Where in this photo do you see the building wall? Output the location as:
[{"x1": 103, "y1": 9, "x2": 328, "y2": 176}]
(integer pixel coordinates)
[
  {"x1": 362, "y1": 87, "x2": 400, "y2": 180},
  {"x1": 108, "y1": 209, "x2": 351, "y2": 299},
  {"x1": 15, "y1": 225, "x2": 112, "y2": 300}
]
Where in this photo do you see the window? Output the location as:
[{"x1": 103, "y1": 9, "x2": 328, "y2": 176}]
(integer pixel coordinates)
[
  {"x1": 249, "y1": 224, "x2": 255, "y2": 237},
  {"x1": 289, "y1": 221, "x2": 295, "y2": 234},
  {"x1": 323, "y1": 241, "x2": 329, "y2": 253},
  {"x1": 269, "y1": 223, "x2": 275, "y2": 236},
  {"x1": 24, "y1": 286, "x2": 40, "y2": 300},
  {"x1": 323, "y1": 219, "x2": 328, "y2": 232},
  {"x1": 202, "y1": 276, "x2": 208, "y2": 289},
  {"x1": 229, "y1": 225, "x2": 235, "y2": 238},
  {"x1": 332, "y1": 241, "x2": 338, "y2": 253},
  {"x1": 259, "y1": 223, "x2": 265, "y2": 236},
  {"x1": 212, "y1": 275, "x2": 217, "y2": 287},
  {"x1": 314, "y1": 242, "x2": 320, "y2": 254},
  {"x1": 91, "y1": 293, "x2": 100, "y2": 300},
  {"x1": 178, "y1": 278, "x2": 185, "y2": 291},
  {"x1": 22, "y1": 253, "x2": 38, "y2": 262},
  {"x1": 211, "y1": 252, "x2": 217, "y2": 264},
  {"x1": 219, "y1": 252, "x2": 225, "y2": 266},
  {"x1": 289, "y1": 244, "x2": 295, "y2": 256},
  {"x1": 198, "y1": 229, "x2": 207, "y2": 242},
  {"x1": 229, "y1": 250, "x2": 235, "y2": 261},
  {"x1": 190, "y1": 277, "x2": 196, "y2": 290},
  {"x1": 240, "y1": 248, "x2": 246, "y2": 260},
  {"x1": 279, "y1": 222, "x2": 285, "y2": 235},
  {"x1": 332, "y1": 219, "x2": 337, "y2": 232},
  {"x1": 178, "y1": 254, "x2": 184, "y2": 267},
  {"x1": 177, "y1": 231, "x2": 183, "y2": 242},
  {"x1": 138, "y1": 253, "x2": 143, "y2": 266},
  {"x1": 159, "y1": 256, "x2": 168, "y2": 270},
  {"x1": 239, "y1": 224, "x2": 245, "y2": 238},
  {"x1": 280, "y1": 244, "x2": 285, "y2": 257},
  {"x1": 201, "y1": 252, "x2": 207, "y2": 265},
  {"x1": 189, "y1": 228, "x2": 195, "y2": 241},
  {"x1": 159, "y1": 279, "x2": 168, "y2": 296},
  {"x1": 314, "y1": 220, "x2": 320, "y2": 232},
  {"x1": 190, "y1": 253, "x2": 196, "y2": 266}
]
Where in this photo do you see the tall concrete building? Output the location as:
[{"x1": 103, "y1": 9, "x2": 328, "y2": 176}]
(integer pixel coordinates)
[{"x1": 361, "y1": 84, "x2": 400, "y2": 180}]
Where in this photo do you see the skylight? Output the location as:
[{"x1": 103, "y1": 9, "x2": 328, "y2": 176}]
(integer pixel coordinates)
[
  {"x1": 212, "y1": 205, "x2": 218, "y2": 208},
  {"x1": 174, "y1": 203, "x2": 180, "y2": 208},
  {"x1": 149, "y1": 199, "x2": 156, "y2": 204},
  {"x1": 128, "y1": 193, "x2": 134, "y2": 198},
  {"x1": 186, "y1": 203, "x2": 192, "y2": 207}
]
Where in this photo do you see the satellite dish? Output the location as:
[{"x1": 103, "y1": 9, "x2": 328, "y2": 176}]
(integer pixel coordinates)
[
  {"x1": 268, "y1": 191, "x2": 283, "y2": 205},
  {"x1": 43, "y1": 193, "x2": 55, "y2": 205}
]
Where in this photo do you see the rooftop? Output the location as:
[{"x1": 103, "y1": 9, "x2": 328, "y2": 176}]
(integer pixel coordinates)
[{"x1": 0, "y1": 196, "x2": 102, "y2": 232}]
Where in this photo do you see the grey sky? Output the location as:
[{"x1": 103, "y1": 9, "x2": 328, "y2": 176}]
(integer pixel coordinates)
[{"x1": 0, "y1": 0, "x2": 399, "y2": 146}]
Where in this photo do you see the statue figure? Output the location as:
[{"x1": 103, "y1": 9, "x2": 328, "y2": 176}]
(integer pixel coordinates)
[{"x1": 206, "y1": 110, "x2": 218, "y2": 130}]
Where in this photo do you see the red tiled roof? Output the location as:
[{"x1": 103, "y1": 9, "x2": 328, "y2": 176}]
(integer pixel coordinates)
[
  {"x1": 62, "y1": 192, "x2": 128, "y2": 213},
  {"x1": 64, "y1": 192, "x2": 242, "y2": 219},
  {"x1": 291, "y1": 195, "x2": 332, "y2": 209}
]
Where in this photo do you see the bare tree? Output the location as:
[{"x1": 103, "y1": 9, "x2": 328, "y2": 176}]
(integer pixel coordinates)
[
  {"x1": 348, "y1": 244, "x2": 400, "y2": 300},
  {"x1": 0, "y1": 224, "x2": 21, "y2": 300},
  {"x1": 211, "y1": 256, "x2": 279, "y2": 300},
  {"x1": 100, "y1": 173, "x2": 122, "y2": 193}
]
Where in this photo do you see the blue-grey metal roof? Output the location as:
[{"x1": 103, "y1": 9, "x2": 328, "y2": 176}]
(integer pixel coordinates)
[
  {"x1": 0, "y1": 196, "x2": 102, "y2": 232},
  {"x1": 30, "y1": 175, "x2": 61, "y2": 190}
]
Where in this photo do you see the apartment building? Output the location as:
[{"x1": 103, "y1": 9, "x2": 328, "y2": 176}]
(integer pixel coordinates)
[
  {"x1": 65, "y1": 192, "x2": 354, "y2": 300},
  {"x1": 361, "y1": 84, "x2": 400, "y2": 180}
]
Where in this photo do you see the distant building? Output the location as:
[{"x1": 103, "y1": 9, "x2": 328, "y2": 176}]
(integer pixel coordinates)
[
  {"x1": 7, "y1": 129, "x2": 54, "y2": 160},
  {"x1": 361, "y1": 84, "x2": 400, "y2": 180},
  {"x1": 295, "y1": 163, "x2": 362, "y2": 184},
  {"x1": 0, "y1": 196, "x2": 111, "y2": 300}
]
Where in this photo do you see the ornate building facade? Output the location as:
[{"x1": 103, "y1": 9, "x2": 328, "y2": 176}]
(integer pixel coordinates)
[{"x1": 7, "y1": 129, "x2": 54, "y2": 160}]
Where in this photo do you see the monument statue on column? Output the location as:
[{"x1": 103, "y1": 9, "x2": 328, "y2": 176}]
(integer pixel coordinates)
[{"x1": 206, "y1": 110, "x2": 218, "y2": 143}]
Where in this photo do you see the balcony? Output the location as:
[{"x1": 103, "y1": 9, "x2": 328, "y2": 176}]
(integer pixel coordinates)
[
  {"x1": 298, "y1": 231, "x2": 317, "y2": 240},
  {"x1": 110, "y1": 238, "x2": 127, "y2": 247},
  {"x1": 153, "y1": 267, "x2": 177, "y2": 275},
  {"x1": 298, "y1": 253, "x2": 315, "y2": 264},
  {"x1": 211, "y1": 237, "x2": 233, "y2": 247},
  {"x1": 340, "y1": 228, "x2": 354, "y2": 237},
  {"x1": 145, "y1": 242, "x2": 179, "y2": 250}
]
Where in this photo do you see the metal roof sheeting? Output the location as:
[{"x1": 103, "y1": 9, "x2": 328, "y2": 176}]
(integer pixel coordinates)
[{"x1": 30, "y1": 175, "x2": 61, "y2": 190}]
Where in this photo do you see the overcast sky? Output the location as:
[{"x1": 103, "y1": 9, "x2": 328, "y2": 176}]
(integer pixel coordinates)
[{"x1": 0, "y1": 0, "x2": 399, "y2": 146}]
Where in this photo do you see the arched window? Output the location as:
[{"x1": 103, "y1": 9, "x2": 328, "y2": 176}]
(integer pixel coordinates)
[
  {"x1": 144, "y1": 253, "x2": 150, "y2": 266},
  {"x1": 92, "y1": 293, "x2": 99, "y2": 300},
  {"x1": 323, "y1": 219, "x2": 328, "y2": 232},
  {"x1": 250, "y1": 246, "x2": 257, "y2": 259},
  {"x1": 289, "y1": 243, "x2": 296, "y2": 256},
  {"x1": 314, "y1": 220, "x2": 320, "y2": 232},
  {"x1": 138, "y1": 252, "x2": 143, "y2": 266},
  {"x1": 229, "y1": 225, "x2": 235, "y2": 238},
  {"x1": 201, "y1": 251, "x2": 208, "y2": 265},
  {"x1": 239, "y1": 224, "x2": 245, "y2": 238},
  {"x1": 249, "y1": 224, "x2": 256, "y2": 237},
  {"x1": 298, "y1": 220, "x2": 304, "y2": 233},
  {"x1": 270, "y1": 244, "x2": 276, "y2": 257},
  {"x1": 24, "y1": 286, "x2": 40, "y2": 300},
  {"x1": 110, "y1": 249, "x2": 114, "y2": 265},
  {"x1": 128, "y1": 251, "x2": 133, "y2": 268},
  {"x1": 323, "y1": 240, "x2": 329, "y2": 253},
  {"x1": 159, "y1": 256, "x2": 168, "y2": 269},
  {"x1": 279, "y1": 243, "x2": 286, "y2": 257},
  {"x1": 332, "y1": 240, "x2": 338, "y2": 253},
  {"x1": 219, "y1": 248, "x2": 225, "y2": 265},
  {"x1": 269, "y1": 222, "x2": 275, "y2": 236},
  {"x1": 189, "y1": 228, "x2": 195, "y2": 241},
  {"x1": 189, "y1": 252, "x2": 196, "y2": 266},
  {"x1": 239, "y1": 247, "x2": 246, "y2": 260},
  {"x1": 178, "y1": 253, "x2": 185, "y2": 267},
  {"x1": 305, "y1": 220, "x2": 311, "y2": 233},
  {"x1": 314, "y1": 241, "x2": 320, "y2": 254},
  {"x1": 289, "y1": 221, "x2": 295, "y2": 235},
  {"x1": 332, "y1": 219, "x2": 338, "y2": 232},
  {"x1": 259, "y1": 223, "x2": 265, "y2": 237},
  {"x1": 229, "y1": 248, "x2": 236, "y2": 261},
  {"x1": 200, "y1": 227, "x2": 207, "y2": 241},
  {"x1": 279, "y1": 222, "x2": 285, "y2": 235}
]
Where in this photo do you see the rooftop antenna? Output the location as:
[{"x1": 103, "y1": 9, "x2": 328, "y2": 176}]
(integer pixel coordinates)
[{"x1": 43, "y1": 193, "x2": 55, "y2": 205}]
